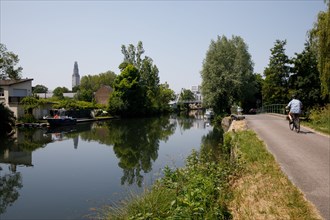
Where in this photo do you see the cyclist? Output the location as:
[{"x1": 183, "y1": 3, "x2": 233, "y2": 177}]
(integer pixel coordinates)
[{"x1": 286, "y1": 94, "x2": 303, "y2": 124}]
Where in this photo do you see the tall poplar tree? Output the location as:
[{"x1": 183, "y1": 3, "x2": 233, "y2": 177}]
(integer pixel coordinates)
[
  {"x1": 262, "y1": 40, "x2": 291, "y2": 105},
  {"x1": 311, "y1": 3, "x2": 330, "y2": 101},
  {"x1": 112, "y1": 41, "x2": 174, "y2": 115},
  {"x1": 201, "y1": 35, "x2": 255, "y2": 114}
]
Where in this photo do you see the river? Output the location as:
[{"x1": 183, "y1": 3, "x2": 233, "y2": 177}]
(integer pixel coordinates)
[{"x1": 0, "y1": 114, "x2": 215, "y2": 219}]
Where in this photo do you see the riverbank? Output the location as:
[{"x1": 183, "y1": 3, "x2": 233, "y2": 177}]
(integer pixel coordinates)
[
  {"x1": 15, "y1": 116, "x2": 114, "y2": 128},
  {"x1": 227, "y1": 120, "x2": 322, "y2": 219},
  {"x1": 97, "y1": 118, "x2": 322, "y2": 219}
]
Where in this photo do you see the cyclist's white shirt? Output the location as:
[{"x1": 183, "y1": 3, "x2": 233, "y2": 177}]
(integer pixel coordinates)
[{"x1": 287, "y1": 99, "x2": 302, "y2": 114}]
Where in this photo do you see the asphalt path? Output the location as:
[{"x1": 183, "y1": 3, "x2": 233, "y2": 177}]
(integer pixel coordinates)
[{"x1": 245, "y1": 114, "x2": 330, "y2": 220}]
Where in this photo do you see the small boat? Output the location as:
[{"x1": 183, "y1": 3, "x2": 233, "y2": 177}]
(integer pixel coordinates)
[{"x1": 47, "y1": 109, "x2": 77, "y2": 127}]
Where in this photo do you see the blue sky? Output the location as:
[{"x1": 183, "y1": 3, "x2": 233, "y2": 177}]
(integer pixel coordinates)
[{"x1": 0, "y1": 1, "x2": 327, "y2": 93}]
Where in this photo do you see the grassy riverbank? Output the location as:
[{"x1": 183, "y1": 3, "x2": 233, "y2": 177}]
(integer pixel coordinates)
[
  {"x1": 228, "y1": 130, "x2": 322, "y2": 219},
  {"x1": 96, "y1": 122, "x2": 322, "y2": 219},
  {"x1": 96, "y1": 126, "x2": 235, "y2": 219}
]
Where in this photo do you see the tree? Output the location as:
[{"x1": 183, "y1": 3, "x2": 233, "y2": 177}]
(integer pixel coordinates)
[
  {"x1": 254, "y1": 73, "x2": 264, "y2": 109},
  {"x1": 179, "y1": 89, "x2": 195, "y2": 101},
  {"x1": 120, "y1": 41, "x2": 162, "y2": 113},
  {"x1": 111, "y1": 41, "x2": 174, "y2": 116},
  {"x1": 262, "y1": 40, "x2": 291, "y2": 105},
  {"x1": 158, "y1": 82, "x2": 175, "y2": 112},
  {"x1": 121, "y1": 41, "x2": 145, "y2": 69},
  {"x1": 33, "y1": 84, "x2": 48, "y2": 93},
  {"x1": 0, "y1": 43, "x2": 22, "y2": 80},
  {"x1": 72, "y1": 85, "x2": 80, "y2": 93},
  {"x1": 76, "y1": 71, "x2": 116, "y2": 102},
  {"x1": 0, "y1": 102, "x2": 16, "y2": 137},
  {"x1": 290, "y1": 41, "x2": 323, "y2": 110},
  {"x1": 53, "y1": 86, "x2": 69, "y2": 99},
  {"x1": 310, "y1": 4, "x2": 330, "y2": 101},
  {"x1": 108, "y1": 64, "x2": 145, "y2": 116},
  {"x1": 201, "y1": 35, "x2": 255, "y2": 114}
]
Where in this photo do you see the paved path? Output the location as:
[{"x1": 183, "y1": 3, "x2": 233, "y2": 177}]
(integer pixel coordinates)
[{"x1": 245, "y1": 114, "x2": 330, "y2": 220}]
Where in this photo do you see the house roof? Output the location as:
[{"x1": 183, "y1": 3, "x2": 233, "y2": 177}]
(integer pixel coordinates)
[{"x1": 0, "y1": 78, "x2": 33, "y2": 86}]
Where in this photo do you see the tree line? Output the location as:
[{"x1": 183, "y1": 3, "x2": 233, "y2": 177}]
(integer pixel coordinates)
[
  {"x1": 201, "y1": 3, "x2": 329, "y2": 115},
  {"x1": 1, "y1": 2, "x2": 329, "y2": 134}
]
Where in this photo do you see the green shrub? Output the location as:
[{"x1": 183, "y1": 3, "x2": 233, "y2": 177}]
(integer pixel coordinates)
[
  {"x1": 19, "y1": 114, "x2": 37, "y2": 123},
  {"x1": 158, "y1": 149, "x2": 232, "y2": 219},
  {"x1": 304, "y1": 104, "x2": 330, "y2": 134},
  {"x1": 99, "y1": 146, "x2": 234, "y2": 220}
]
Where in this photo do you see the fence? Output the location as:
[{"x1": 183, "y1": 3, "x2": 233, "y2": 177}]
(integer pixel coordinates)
[{"x1": 258, "y1": 104, "x2": 286, "y2": 115}]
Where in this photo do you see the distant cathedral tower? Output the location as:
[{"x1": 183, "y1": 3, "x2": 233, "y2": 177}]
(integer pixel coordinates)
[{"x1": 72, "y1": 61, "x2": 80, "y2": 89}]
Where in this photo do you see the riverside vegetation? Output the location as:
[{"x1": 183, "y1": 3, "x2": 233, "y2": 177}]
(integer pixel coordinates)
[
  {"x1": 95, "y1": 117, "x2": 323, "y2": 220},
  {"x1": 302, "y1": 104, "x2": 330, "y2": 135}
]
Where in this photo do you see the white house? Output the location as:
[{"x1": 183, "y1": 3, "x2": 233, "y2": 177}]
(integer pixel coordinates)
[{"x1": 0, "y1": 79, "x2": 33, "y2": 118}]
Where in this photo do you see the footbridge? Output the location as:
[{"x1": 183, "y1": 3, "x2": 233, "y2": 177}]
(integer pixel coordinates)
[{"x1": 258, "y1": 104, "x2": 287, "y2": 114}]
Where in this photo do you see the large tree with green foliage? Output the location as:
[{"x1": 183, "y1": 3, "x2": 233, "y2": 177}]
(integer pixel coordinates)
[
  {"x1": 311, "y1": 3, "x2": 330, "y2": 101},
  {"x1": 120, "y1": 41, "x2": 163, "y2": 113},
  {"x1": 108, "y1": 64, "x2": 145, "y2": 116},
  {"x1": 0, "y1": 43, "x2": 22, "y2": 80},
  {"x1": 262, "y1": 40, "x2": 291, "y2": 105},
  {"x1": 201, "y1": 35, "x2": 256, "y2": 114},
  {"x1": 110, "y1": 41, "x2": 174, "y2": 116},
  {"x1": 0, "y1": 102, "x2": 16, "y2": 137},
  {"x1": 53, "y1": 86, "x2": 69, "y2": 99},
  {"x1": 33, "y1": 84, "x2": 48, "y2": 93},
  {"x1": 158, "y1": 82, "x2": 175, "y2": 112},
  {"x1": 290, "y1": 41, "x2": 323, "y2": 110}
]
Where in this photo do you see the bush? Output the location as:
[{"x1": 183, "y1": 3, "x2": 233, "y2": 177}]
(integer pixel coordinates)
[
  {"x1": 305, "y1": 104, "x2": 330, "y2": 134},
  {"x1": 102, "y1": 147, "x2": 233, "y2": 219},
  {"x1": 19, "y1": 114, "x2": 37, "y2": 123}
]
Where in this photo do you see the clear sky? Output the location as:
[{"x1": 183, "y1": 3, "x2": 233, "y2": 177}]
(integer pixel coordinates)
[{"x1": 0, "y1": 0, "x2": 327, "y2": 93}]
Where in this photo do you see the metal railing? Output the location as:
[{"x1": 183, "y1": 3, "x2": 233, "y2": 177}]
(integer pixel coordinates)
[{"x1": 258, "y1": 104, "x2": 286, "y2": 115}]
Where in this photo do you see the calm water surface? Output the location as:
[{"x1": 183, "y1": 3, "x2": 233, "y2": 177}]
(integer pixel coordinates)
[{"x1": 0, "y1": 115, "x2": 214, "y2": 219}]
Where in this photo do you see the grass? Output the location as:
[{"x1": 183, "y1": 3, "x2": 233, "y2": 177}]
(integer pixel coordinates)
[
  {"x1": 228, "y1": 130, "x2": 323, "y2": 220},
  {"x1": 302, "y1": 104, "x2": 330, "y2": 135},
  {"x1": 96, "y1": 147, "x2": 234, "y2": 219},
  {"x1": 94, "y1": 186, "x2": 176, "y2": 220},
  {"x1": 94, "y1": 120, "x2": 325, "y2": 220}
]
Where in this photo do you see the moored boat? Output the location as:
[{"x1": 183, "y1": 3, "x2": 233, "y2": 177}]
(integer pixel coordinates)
[
  {"x1": 47, "y1": 109, "x2": 77, "y2": 127},
  {"x1": 47, "y1": 117, "x2": 77, "y2": 127}
]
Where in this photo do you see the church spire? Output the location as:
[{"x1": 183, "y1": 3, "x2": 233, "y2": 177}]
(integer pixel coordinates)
[{"x1": 72, "y1": 61, "x2": 80, "y2": 89}]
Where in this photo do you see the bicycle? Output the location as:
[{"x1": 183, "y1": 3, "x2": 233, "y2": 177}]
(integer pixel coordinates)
[{"x1": 289, "y1": 113, "x2": 300, "y2": 133}]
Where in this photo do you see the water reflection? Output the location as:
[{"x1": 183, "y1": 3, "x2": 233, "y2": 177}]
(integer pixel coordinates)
[
  {"x1": 0, "y1": 115, "x2": 214, "y2": 217},
  {"x1": 109, "y1": 117, "x2": 176, "y2": 186},
  {"x1": 0, "y1": 138, "x2": 22, "y2": 215},
  {"x1": 200, "y1": 126, "x2": 225, "y2": 162},
  {"x1": 0, "y1": 166, "x2": 23, "y2": 215}
]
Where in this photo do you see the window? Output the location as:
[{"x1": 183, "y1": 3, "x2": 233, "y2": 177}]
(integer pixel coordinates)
[
  {"x1": 0, "y1": 88, "x2": 4, "y2": 96},
  {"x1": 13, "y1": 89, "x2": 27, "y2": 97}
]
